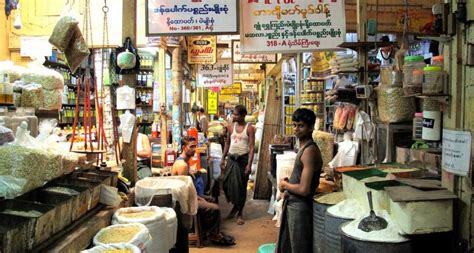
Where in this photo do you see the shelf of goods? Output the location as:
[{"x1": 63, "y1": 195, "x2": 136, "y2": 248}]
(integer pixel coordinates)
[{"x1": 301, "y1": 65, "x2": 326, "y2": 131}]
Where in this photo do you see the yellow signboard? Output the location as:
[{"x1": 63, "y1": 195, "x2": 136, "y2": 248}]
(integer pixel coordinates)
[
  {"x1": 220, "y1": 82, "x2": 241, "y2": 95},
  {"x1": 220, "y1": 94, "x2": 239, "y2": 104},
  {"x1": 187, "y1": 36, "x2": 217, "y2": 65},
  {"x1": 207, "y1": 90, "x2": 218, "y2": 115}
]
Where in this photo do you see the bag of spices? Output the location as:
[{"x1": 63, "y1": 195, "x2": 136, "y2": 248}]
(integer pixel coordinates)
[
  {"x1": 48, "y1": 15, "x2": 79, "y2": 52},
  {"x1": 21, "y1": 83, "x2": 43, "y2": 109}
]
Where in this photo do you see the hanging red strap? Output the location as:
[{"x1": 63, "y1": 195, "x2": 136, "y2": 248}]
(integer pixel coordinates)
[{"x1": 69, "y1": 78, "x2": 82, "y2": 152}]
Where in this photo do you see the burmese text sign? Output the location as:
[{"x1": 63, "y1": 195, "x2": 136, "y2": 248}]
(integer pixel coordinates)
[{"x1": 197, "y1": 59, "x2": 233, "y2": 87}]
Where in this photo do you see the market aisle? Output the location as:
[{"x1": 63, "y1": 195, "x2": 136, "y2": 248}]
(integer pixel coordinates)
[{"x1": 190, "y1": 190, "x2": 278, "y2": 253}]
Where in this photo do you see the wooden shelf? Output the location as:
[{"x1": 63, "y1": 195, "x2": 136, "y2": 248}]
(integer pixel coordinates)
[
  {"x1": 136, "y1": 86, "x2": 153, "y2": 90},
  {"x1": 338, "y1": 41, "x2": 392, "y2": 51},
  {"x1": 301, "y1": 102, "x2": 324, "y2": 105}
]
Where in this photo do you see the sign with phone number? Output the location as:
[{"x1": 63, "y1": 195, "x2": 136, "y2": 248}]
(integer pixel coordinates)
[
  {"x1": 241, "y1": 0, "x2": 346, "y2": 54},
  {"x1": 146, "y1": 0, "x2": 239, "y2": 36}
]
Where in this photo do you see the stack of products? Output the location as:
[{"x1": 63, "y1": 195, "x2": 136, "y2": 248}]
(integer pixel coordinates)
[
  {"x1": 329, "y1": 54, "x2": 359, "y2": 74},
  {"x1": 311, "y1": 52, "x2": 331, "y2": 78}
]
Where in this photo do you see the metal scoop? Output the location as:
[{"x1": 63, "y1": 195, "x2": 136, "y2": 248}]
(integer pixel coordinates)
[{"x1": 358, "y1": 191, "x2": 388, "y2": 232}]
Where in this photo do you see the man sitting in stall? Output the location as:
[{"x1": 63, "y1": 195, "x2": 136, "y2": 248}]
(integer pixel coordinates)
[{"x1": 172, "y1": 136, "x2": 235, "y2": 246}]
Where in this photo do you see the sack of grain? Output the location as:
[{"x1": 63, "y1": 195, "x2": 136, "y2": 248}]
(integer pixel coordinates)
[
  {"x1": 376, "y1": 86, "x2": 415, "y2": 123},
  {"x1": 93, "y1": 223, "x2": 152, "y2": 252},
  {"x1": 113, "y1": 206, "x2": 177, "y2": 253},
  {"x1": 80, "y1": 243, "x2": 141, "y2": 253},
  {"x1": 65, "y1": 27, "x2": 90, "y2": 73},
  {"x1": 22, "y1": 67, "x2": 64, "y2": 90}
]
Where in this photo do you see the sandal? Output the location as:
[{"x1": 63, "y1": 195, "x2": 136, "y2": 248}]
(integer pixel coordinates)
[{"x1": 211, "y1": 236, "x2": 235, "y2": 246}]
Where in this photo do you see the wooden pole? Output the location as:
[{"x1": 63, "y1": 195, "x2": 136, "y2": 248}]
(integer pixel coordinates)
[{"x1": 171, "y1": 43, "x2": 183, "y2": 148}]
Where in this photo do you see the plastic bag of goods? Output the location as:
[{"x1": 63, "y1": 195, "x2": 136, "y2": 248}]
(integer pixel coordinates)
[
  {"x1": 376, "y1": 86, "x2": 415, "y2": 123},
  {"x1": 93, "y1": 223, "x2": 152, "y2": 252},
  {"x1": 112, "y1": 206, "x2": 177, "y2": 253},
  {"x1": 0, "y1": 145, "x2": 63, "y2": 197},
  {"x1": 21, "y1": 65, "x2": 64, "y2": 90},
  {"x1": 43, "y1": 89, "x2": 63, "y2": 110},
  {"x1": 65, "y1": 27, "x2": 90, "y2": 73},
  {"x1": 312, "y1": 130, "x2": 334, "y2": 173},
  {"x1": 116, "y1": 85, "x2": 136, "y2": 110},
  {"x1": 0, "y1": 61, "x2": 24, "y2": 82},
  {"x1": 49, "y1": 15, "x2": 79, "y2": 52},
  {"x1": 81, "y1": 243, "x2": 141, "y2": 253},
  {"x1": 21, "y1": 83, "x2": 44, "y2": 109},
  {"x1": 0, "y1": 124, "x2": 14, "y2": 145},
  {"x1": 0, "y1": 176, "x2": 27, "y2": 199}
]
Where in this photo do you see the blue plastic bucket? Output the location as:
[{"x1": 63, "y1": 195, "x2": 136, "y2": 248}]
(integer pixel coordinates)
[{"x1": 258, "y1": 243, "x2": 276, "y2": 253}]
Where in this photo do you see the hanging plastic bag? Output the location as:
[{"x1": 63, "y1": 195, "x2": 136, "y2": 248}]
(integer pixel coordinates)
[
  {"x1": 354, "y1": 111, "x2": 373, "y2": 141},
  {"x1": 116, "y1": 85, "x2": 136, "y2": 110},
  {"x1": 48, "y1": 15, "x2": 79, "y2": 52},
  {"x1": 100, "y1": 185, "x2": 122, "y2": 207},
  {"x1": 80, "y1": 243, "x2": 141, "y2": 253},
  {"x1": 93, "y1": 223, "x2": 152, "y2": 252},
  {"x1": 65, "y1": 27, "x2": 90, "y2": 73},
  {"x1": 329, "y1": 133, "x2": 359, "y2": 168},
  {"x1": 119, "y1": 110, "x2": 136, "y2": 143},
  {"x1": 111, "y1": 37, "x2": 141, "y2": 74},
  {"x1": 43, "y1": 89, "x2": 63, "y2": 110}
]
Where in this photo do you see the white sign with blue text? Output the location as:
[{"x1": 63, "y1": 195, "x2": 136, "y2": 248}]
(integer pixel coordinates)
[{"x1": 442, "y1": 129, "x2": 472, "y2": 176}]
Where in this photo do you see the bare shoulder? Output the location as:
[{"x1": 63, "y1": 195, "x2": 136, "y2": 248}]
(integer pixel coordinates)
[
  {"x1": 301, "y1": 144, "x2": 321, "y2": 161},
  {"x1": 172, "y1": 160, "x2": 188, "y2": 176}
]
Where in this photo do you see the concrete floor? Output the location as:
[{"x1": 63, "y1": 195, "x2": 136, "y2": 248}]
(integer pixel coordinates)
[{"x1": 190, "y1": 191, "x2": 279, "y2": 253}]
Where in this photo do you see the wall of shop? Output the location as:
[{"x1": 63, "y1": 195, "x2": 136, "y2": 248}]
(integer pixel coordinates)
[
  {"x1": 0, "y1": 0, "x2": 124, "y2": 66},
  {"x1": 441, "y1": 0, "x2": 474, "y2": 248}
]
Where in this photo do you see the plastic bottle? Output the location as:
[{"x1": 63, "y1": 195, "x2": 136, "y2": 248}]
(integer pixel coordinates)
[
  {"x1": 165, "y1": 144, "x2": 176, "y2": 167},
  {"x1": 403, "y1": 55, "x2": 426, "y2": 95},
  {"x1": 431, "y1": 56, "x2": 444, "y2": 69},
  {"x1": 151, "y1": 115, "x2": 160, "y2": 138},
  {"x1": 413, "y1": 112, "x2": 423, "y2": 140}
]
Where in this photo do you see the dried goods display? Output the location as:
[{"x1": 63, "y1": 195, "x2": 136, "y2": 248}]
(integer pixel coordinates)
[
  {"x1": 20, "y1": 83, "x2": 44, "y2": 109},
  {"x1": 2, "y1": 209, "x2": 43, "y2": 218},
  {"x1": 48, "y1": 15, "x2": 79, "y2": 52},
  {"x1": 97, "y1": 226, "x2": 141, "y2": 244},
  {"x1": 0, "y1": 145, "x2": 63, "y2": 197},
  {"x1": 314, "y1": 192, "x2": 346, "y2": 205},
  {"x1": 312, "y1": 130, "x2": 334, "y2": 170},
  {"x1": 43, "y1": 89, "x2": 63, "y2": 110},
  {"x1": 44, "y1": 186, "x2": 80, "y2": 196},
  {"x1": 376, "y1": 86, "x2": 415, "y2": 123},
  {"x1": 22, "y1": 67, "x2": 64, "y2": 90},
  {"x1": 119, "y1": 211, "x2": 156, "y2": 219},
  {"x1": 0, "y1": 61, "x2": 24, "y2": 82},
  {"x1": 80, "y1": 243, "x2": 140, "y2": 253}
]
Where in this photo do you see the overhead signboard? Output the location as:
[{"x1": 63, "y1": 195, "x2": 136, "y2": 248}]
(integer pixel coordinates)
[
  {"x1": 442, "y1": 129, "x2": 472, "y2": 176},
  {"x1": 241, "y1": 0, "x2": 346, "y2": 53},
  {"x1": 221, "y1": 82, "x2": 242, "y2": 95},
  {"x1": 240, "y1": 80, "x2": 258, "y2": 93},
  {"x1": 146, "y1": 0, "x2": 239, "y2": 36},
  {"x1": 220, "y1": 94, "x2": 239, "y2": 104},
  {"x1": 207, "y1": 90, "x2": 218, "y2": 115},
  {"x1": 232, "y1": 40, "x2": 277, "y2": 63},
  {"x1": 187, "y1": 36, "x2": 217, "y2": 64},
  {"x1": 197, "y1": 59, "x2": 233, "y2": 88}
]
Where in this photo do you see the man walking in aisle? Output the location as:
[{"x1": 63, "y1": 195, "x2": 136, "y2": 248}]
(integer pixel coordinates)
[
  {"x1": 221, "y1": 105, "x2": 255, "y2": 225},
  {"x1": 276, "y1": 108, "x2": 323, "y2": 253}
]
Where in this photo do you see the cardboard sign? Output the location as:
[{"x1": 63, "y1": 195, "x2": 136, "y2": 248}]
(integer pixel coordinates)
[
  {"x1": 241, "y1": 0, "x2": 346, "y2": 53},
  {"x1": 146, "y1": 0, "x2": 239, "y2": 36},
  {"x1": 221, "y1": 82, "x2": 242, "y2": 95},
  {"x1": 232, "y1": 40, "x2": 277, "y2": 63},
  {"x1": 187, "y1": 36, "x2": 217, "y2": 64},
  {"x1": 207, "y1": 90, "x2": 218, "y2": 114},
  {"x1": 197, "y1": 59, "x2": 233, "y2": 87},
  {"x1": 442, "y1": 129, "x2": 472, "y2": 176},
  {"x1": 240, "y1": 80, "x2": 258, "y2": 92}
]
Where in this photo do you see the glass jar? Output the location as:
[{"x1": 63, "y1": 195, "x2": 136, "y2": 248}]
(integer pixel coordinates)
[{"x1": 431, "y1": 56, "x2": 444, "y2": 69}]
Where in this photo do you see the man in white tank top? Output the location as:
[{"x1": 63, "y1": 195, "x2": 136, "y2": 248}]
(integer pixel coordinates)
[{"x1": 221, "y1": 105, "x2": 255, "y2": 225}]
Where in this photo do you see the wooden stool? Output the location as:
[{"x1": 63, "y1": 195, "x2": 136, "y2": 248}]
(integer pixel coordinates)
[{"x1": 188, "y1": 215, "x2": 203, "y2": 248}]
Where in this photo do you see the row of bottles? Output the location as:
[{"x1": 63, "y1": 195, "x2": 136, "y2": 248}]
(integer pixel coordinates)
[
  {"x1": 136, "y1": 71, "x2": 153, "y2": 87},
  {"x1": 63, "y1": 125, "x2": 97, "y2": 142},
  {"x1": 136, "y1": 90, "x2": 153, "y2": 105},
  {"x1": 140, "y1": 56, "x2": 154, "y2": 70},
  {"x1": 59, "y1": 106, "x2": 96, "y2": 124}
]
